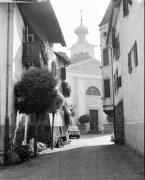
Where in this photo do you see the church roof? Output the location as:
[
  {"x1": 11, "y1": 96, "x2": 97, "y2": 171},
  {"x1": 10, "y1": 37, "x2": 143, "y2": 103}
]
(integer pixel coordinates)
[{"x1": 99, "y1": 0, "x2": 113, "y2": 27}]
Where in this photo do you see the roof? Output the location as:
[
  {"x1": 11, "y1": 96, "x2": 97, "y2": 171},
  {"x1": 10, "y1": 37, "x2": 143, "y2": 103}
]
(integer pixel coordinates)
[
  {"x1": 18, "y1": 0, "x2": 66, "y2": 46},
  {"x1": 99, "y1": 0, "x2": 113, "y2": 27},
  {"x1": 106, "y1": 0, "x2": 121, "y2": 45},
  {"x1": 54, "y1": 52, "x2": 71, "y2": 66}
]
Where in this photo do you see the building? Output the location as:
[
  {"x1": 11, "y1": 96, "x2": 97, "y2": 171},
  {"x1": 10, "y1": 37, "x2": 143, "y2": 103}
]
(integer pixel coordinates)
[
  {"x1": 66, "y1": 14, "x2": 110, "y2": 134},
  {"x1": 0, "y1": 0, "x2": 66, "y2": 162},
  {"x1": 99, "y1": 0, "x2": 114, "y2": 118},
  {"x1": 99, "y1": 0, "x2": 144, "y2": 156}
]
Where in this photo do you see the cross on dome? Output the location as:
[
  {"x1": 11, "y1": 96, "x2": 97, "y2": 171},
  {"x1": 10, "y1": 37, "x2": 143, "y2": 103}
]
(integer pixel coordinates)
[{"x1": 74, "y1": 10, "x2": 88, "y2": 41}]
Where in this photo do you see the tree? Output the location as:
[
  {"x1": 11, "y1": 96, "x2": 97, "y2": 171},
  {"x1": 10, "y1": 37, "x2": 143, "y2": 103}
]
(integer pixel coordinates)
[
  {"x1": 79, "y1": 114, "x2": 92, "y2": 124},
  {"x1": 14, "y1": 67, "x2": 63, "y2": 155}
]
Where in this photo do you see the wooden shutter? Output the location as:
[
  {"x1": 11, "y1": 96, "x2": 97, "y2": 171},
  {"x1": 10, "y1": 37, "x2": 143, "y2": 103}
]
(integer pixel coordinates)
[
  {"x1": 61, "y1": 67, "x2": 66, "y2": 80},
  {"x1": 103, "y1": 48, "x2": 109, "y2": 66},
  {"x1": 128, "y1": 52, "x2": 132, "y2": 73},
  {"x1": 52, "y1": 61, "x2": 57, "y2": 77},
  {"x1": 117, "y1": 76, "x2": 122, "y2": 89},
  {"x1": 104, "y1": 79, "x2": 110, "y2": 98},
  {"x1": 134, "y1": 41, "x2": 138, "y2": 66},
  {"x1": 123, "y1": 0, "x2": 129, "y2": 17}
]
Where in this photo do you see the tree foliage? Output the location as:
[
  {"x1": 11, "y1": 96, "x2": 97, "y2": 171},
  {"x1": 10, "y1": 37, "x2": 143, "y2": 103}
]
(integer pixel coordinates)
[
  {"x1": 79, "y1": 114, "x2": 92, "y2": 124},
  {"x1": 61, "y1": 81, "x2": 71, "y2": 98},
  {"x1": 14, "y1": 68, "x2": 63, "y2": 114}
]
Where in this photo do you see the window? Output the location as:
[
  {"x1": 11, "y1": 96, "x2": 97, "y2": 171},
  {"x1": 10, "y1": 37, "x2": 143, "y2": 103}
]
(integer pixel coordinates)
[
  {"x1": 86, "y1": 87, "x2": 101, "y2": 96},
  {"x1": 114, "y1": 69, "x2": 122, "y2": 94},
  {"x1": 128, "y1": 51, "x2": 132, "y2": 73},
  {"x1": 114, "y1": 69, "x2": 118, "y2": 93},
  {"x1": 52, "y1": 61, "x2": 57, "y2": 77},
  {"x1": 103, "y1": 31, "x2": 107, "y2": 39},
  {"x1": 128, "y1": 41, "x2": 138, "y2": 74},
  {"x1": 117, "y1": 76, "x2": 122, "y2": 89},
  {"x1": 123, "y1": 0, "x2": 132, "y2": 17},
  {"x1": 104, "y1": 79, "x2": 110, "y2": 98},
  {"x1": 116, "y1": 35, "x2": 120, "y2": 60},
  {"x1": 103, "y1": 48, "x2": 109, "y2": 66},
  {"x1": 132, "y1": 41, "x2": 138, "y2": 67},
  {"x1": 28, "y1": 34, "x2": 34, "y2": 42},
  {"x1": 61, "y1": 67, "x2": 66, "y2": 80}
]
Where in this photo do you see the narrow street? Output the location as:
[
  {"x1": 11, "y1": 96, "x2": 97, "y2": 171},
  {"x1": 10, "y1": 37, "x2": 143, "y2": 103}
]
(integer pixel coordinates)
[{"x1": 0, "y1": 135, "x2": 144, "y2": 180}]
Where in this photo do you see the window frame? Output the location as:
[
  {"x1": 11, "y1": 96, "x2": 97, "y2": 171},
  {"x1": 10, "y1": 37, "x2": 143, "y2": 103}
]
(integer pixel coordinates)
[
  {"x1": 102, "y1": 48, "x2": 109, "y2": 66},
  {"x1": 86, "y1": 86, "x2": 101, "y2": 96},
  {"x1": 128, "y1": 51, "x2": 132, "y2": 74},
  {"x1": 104, "y1": 78, "x2": 110, "y2": 98}
]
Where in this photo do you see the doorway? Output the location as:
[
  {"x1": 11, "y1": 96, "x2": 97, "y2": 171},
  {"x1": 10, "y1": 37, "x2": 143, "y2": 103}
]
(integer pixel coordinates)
[{"x1": 89, "y1": 110, "x2": 98, "y2": 134}]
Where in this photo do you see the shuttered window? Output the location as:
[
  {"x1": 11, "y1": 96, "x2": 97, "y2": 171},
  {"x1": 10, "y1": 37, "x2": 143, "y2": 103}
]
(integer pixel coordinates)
[
  {"x1": 128, "y1": 41, "x2": 138, "y2": 74},
  {"x1": 104, "y1": 79, "x2": 110, "y2": 98},
  {"x1": 52, "y1": 61, "x2": 57, "y2": 77},
  {"x1": 117, "y1": 76, "x2": 122, "y2": 89},
  {"x1": 133, "y1": 41, "x2": 138, "y2": 66},
  {"x1": 128, "y1": 52, "x2": 132, "y2": 73},
  {"x1": 61, "y1": 67, "x2": 66, "y2": 80},
  {"x1": 103, "y1": 48, "x2": 109, "y2": 66},
  {"x1": 123, "y1": 0, "x2": 132, "y2": 17}
]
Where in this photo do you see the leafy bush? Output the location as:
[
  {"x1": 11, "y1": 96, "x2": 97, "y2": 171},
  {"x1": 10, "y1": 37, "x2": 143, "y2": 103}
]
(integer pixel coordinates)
[{"x1": 79, "y1": 114, "x2": 92, "y2": 124}]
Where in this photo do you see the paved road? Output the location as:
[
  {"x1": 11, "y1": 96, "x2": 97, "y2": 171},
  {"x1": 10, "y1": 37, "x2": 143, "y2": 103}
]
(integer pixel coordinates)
[{"x1": 0, "y1": 135, "x2": 144, "y2": 180}]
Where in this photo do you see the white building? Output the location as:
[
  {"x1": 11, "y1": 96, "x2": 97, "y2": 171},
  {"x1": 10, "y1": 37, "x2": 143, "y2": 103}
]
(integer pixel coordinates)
[
  {"x1": 0, "y1": 1, "x2": 66, "y2": 161},
  {"x1": 66, "y1": 15, "x2": 109, "y2": 134},
  {"x1": 100, "y1": 0, "x2": 144, "y2": 156}
]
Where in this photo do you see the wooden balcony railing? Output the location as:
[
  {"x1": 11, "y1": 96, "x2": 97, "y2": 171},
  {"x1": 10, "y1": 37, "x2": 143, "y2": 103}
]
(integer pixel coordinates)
[
  {"x1": 23, "y1": 42, "x2": 41, "y2": 58},
  {"x1": 22, "y1": 42, "x2": 48, "y2": 68}
]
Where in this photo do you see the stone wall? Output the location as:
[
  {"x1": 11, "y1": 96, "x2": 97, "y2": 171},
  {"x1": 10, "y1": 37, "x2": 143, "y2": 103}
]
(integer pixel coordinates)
[{"x1": 115, "y1": 100, "x2": 124, "y2": 144}]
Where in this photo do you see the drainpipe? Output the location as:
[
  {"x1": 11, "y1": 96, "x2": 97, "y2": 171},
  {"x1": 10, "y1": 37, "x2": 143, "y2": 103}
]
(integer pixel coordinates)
[
  {"x1": 4, "y1": 3, "x2": 11, "y2": 159},
  {"x1": 108, "y1": 46, "x2": 116, "y2": 143}
]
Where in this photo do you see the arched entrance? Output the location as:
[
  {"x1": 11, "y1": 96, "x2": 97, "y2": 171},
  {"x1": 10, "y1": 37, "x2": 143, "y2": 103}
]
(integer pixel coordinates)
[
  {"x1": 89, "y1": 109, "x2": 99, "y2": 134},
  {"x1": 86, "y1": 86, "x2": 101, "y2": 134}
]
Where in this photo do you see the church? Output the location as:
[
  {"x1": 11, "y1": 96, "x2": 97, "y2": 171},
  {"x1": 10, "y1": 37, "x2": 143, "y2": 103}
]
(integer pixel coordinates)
[{"x1": 66, "y1": 13, "x2": 107, "y2": 133}]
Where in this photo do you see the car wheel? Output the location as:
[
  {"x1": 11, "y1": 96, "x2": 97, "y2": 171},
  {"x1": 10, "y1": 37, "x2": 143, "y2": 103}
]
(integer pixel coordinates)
[{"x1": 77, "y1": 135, "x2": 80, "y2": 139}]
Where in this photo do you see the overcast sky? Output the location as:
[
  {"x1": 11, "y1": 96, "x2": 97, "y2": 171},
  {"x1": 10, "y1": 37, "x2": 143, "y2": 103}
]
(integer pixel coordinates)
[{"x1": 51, "y1": 0, "x2": 110, "y2": 60}]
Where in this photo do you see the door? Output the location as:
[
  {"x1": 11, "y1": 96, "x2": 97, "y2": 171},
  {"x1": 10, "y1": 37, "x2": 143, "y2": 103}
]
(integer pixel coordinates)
[{"x1": 89, "y1": 110, "x2": 98, "y2": 134}]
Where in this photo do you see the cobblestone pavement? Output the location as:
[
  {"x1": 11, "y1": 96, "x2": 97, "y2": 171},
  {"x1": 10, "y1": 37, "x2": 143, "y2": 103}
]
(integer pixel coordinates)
[{"x1": 0, "y1": 135, "x2": 144, "y2": 180}]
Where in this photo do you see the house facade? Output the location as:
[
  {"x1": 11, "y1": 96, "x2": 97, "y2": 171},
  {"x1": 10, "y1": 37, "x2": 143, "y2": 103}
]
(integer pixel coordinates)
[
  {"x1": 66, "y1": 16, "x2": 110, "y2": 134},
  {"x1": 0, "y1": 0, "x2": 66, "y2": 162},
  {"x1": 100, "y1": 0, "x2": 144, "y2": 156}
]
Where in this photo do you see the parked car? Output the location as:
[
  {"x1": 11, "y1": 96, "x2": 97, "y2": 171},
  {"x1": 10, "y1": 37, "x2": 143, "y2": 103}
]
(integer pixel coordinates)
[{"x1": 68, "y1": 126, "x2": 80, "y2": 139}]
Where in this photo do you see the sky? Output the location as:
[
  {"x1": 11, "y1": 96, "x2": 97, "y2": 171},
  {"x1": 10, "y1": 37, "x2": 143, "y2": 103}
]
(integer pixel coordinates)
[{"x1": 51, "y1": 0, "x2": 110, "y2": 60}]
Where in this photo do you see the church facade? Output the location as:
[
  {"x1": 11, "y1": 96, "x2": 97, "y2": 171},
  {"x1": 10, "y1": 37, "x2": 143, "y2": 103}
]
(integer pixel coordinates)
[{"x1": 66, "y1": 15, "x2": 110, "y2": 134}]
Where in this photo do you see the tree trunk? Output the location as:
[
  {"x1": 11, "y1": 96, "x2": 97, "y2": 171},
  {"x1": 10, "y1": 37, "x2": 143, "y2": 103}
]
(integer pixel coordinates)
[
  {"x1": 34, "y1": 113, "x2": 39, "y2": 157},
  {"x1": 24, "y1": 115, "x2": 28, "y2": 145},
  {"x1": 51, "y1": 111, "x2": 55, "y2": 149}
]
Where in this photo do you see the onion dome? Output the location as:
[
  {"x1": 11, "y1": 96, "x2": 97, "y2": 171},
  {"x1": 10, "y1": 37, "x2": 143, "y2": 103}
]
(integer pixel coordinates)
[{"x1": 74, "y1": 10, "x2": 88, "y2": 41}]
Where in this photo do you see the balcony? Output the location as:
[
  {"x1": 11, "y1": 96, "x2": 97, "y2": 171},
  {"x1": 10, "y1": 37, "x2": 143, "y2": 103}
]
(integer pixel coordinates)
[
  {"x1": 22, "y1": 42, "x2": 48, "y2": 68},
  {"x1": 102, "y1": 97, "x2": 113, "y2": 116}
]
